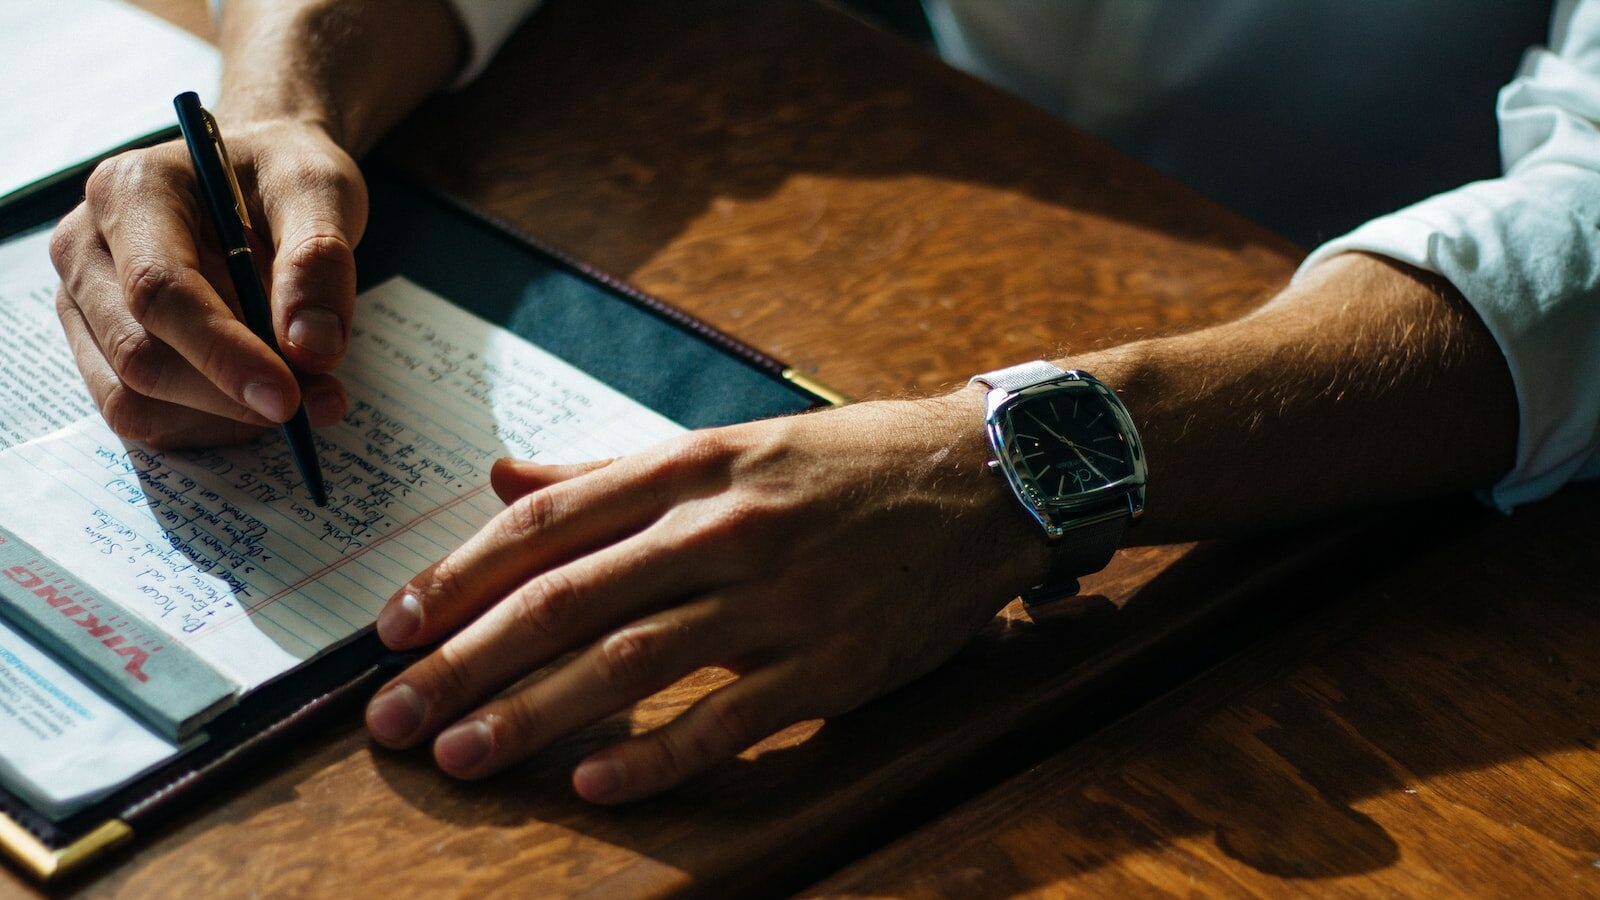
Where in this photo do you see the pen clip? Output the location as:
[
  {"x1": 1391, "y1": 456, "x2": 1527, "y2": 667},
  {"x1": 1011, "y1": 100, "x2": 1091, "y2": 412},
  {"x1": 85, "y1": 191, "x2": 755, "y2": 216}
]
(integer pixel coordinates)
[{"x1": 200, "y1": 109, "x2": 253, "y2": 232}]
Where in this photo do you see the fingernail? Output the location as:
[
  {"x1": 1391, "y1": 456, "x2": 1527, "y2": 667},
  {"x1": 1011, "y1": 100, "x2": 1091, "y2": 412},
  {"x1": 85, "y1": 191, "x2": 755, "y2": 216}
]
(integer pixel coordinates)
[
  {"x1": 242, "y1": 382, "x2": 290, "y2": 422},
  {"x1": 367, "y1": 683, "x2": 426, "y2": 746},
  {"x1": 376, "y1": 592, "x2": 421, "y2": 645},
  {"x1": 287, "y1": 307, "x2": 345, "y2": 357},
  {"x1": 435, "y1": 720, "x2": 493, "y2": 773},
  {"x1": 573, "y1": 758, "x2": 625, "y2": 801}
]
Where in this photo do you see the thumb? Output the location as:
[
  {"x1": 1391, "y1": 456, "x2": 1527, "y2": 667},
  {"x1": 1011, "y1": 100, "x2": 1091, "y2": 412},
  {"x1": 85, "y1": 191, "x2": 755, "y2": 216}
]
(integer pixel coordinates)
[
  {"x1": 490, "y1": 457, "x2": 616, "y2": 504},
  {"x1": 261, "y1": 151, "x2": 368, "y2": 374}
]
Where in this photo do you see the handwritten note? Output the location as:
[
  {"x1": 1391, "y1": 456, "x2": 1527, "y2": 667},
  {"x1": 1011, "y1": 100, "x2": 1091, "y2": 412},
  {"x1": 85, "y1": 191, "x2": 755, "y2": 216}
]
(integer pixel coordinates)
[
  {"x1": 0, "y1": 276, "x2": 685, "y2": 693},
  {"x1": 0, "y1": 227, "x2": 97, "y2": 449}
]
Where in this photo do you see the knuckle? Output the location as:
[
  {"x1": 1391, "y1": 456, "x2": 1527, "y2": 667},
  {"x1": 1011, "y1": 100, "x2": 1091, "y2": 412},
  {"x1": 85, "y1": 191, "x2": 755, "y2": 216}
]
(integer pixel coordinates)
[
  {"x1": 425, "y1": 557, "x2": 472, "y2": 611},
  {"x1": 654, "y1": 430, "x2": 735, "y2": 478},
  {"x1": 99, "y1": 385, "x2": 156, "y2": 444},
  {"x1": 496, "y1": 693, "x2": 547, "y2": 741},
  {"x1": 687, "y1": 495, "x2": 774, "y2": 555},
  {"x1": 105, "y1": 325, "x2": 165, "y2": 395},
  {"x1": 504, "y1": 490, "x2": 557, "y2": 539},
  {"x1": 640, "y1": 732, "x2": 691, "y2": 786},
  {"x1": 286, "y1": 155, "x2": 352, "y2": 193},
  {"x1": 48, "y1": 214, "x2": 85, "y2": 275},
  {"x1": 83, "y1": 155, "x2": 128, "y2": 206},
  {"x1": 511, "y1": 570, "x2": 580, "y2": 642},
  {"x1": 279, "y1": 231, "x2": 353, "y2": 275},
  {"x1": 705, "y1": 693, "x2": 760, "y2": 749},
  {"x1": 425, "y1": 644, "x2": 476, "y2": 706},
  {"x1": 120, "y1": 256, "x2": 183, "y2": 322},
  {"x1": 597, "y1": 624, "x2": 669, "y2": 689}
]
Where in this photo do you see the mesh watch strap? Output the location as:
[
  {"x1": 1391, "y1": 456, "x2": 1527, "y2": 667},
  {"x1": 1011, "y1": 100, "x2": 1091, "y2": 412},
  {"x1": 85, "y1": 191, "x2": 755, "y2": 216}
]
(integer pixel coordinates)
[{"x1": 969, "y1": 360, "x2": 1068, "y2": 392}]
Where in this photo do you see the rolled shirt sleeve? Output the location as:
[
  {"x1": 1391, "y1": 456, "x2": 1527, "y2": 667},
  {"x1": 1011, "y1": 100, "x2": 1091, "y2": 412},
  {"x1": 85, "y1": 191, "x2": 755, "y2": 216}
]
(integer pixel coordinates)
[
  {"x1": 1296, "y1": 0, "x2": 1600, "y2": 511},
  {"x1": 443, "y1": 0, "x2": 543, "y2": 86}
]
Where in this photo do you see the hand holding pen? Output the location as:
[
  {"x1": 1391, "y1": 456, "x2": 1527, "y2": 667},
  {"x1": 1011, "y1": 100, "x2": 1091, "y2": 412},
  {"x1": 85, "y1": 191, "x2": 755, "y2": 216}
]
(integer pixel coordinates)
[
  {"x1": 48, "y1": 97, "x2": 360, "y2": 457},
  {"x1": 172, "y1": 92, "x2": 329, "y2": 505}
]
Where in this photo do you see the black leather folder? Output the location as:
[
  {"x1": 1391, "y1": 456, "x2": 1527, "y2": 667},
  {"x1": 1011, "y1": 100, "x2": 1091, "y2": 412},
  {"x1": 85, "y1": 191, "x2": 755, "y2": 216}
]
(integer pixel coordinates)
[{"x1": 0, "y1": 163, "x2": 836, "y2": 882}]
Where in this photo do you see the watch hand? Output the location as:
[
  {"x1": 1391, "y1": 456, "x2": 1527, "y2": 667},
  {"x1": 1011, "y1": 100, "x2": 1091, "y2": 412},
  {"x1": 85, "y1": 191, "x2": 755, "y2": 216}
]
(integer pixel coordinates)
[
  {"x1": 1024, "y1": 411, "x2": 1070, "y2": 444},
  {"x1": 1063, "y1": 440, "x2": 1123, "y2": 464},
  {"x1": 1026, "y1": 411, "x2": 1122, "y2": 465},
  {"x1": 1064, "y1": 441, "x2": 1108, "y2": 482}
]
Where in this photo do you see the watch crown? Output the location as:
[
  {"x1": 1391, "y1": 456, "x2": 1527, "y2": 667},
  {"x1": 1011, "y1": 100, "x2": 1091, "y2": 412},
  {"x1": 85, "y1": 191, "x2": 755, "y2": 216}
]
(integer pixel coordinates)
[{"x1": 986, "y1": 459, "x2": 1001, "y2": 473}]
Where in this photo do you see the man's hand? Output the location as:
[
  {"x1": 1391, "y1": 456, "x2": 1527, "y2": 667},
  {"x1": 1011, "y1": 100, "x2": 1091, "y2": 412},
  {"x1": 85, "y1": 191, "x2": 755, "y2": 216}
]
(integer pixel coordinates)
[
  {"x1": 50, "y1": 120, "x2": 364, "y2": 447},
  {"x1": 47, "y1": 0, "x2": 466, "y2": 448},
  {"x1": 365, "y1": 392, "x2": 1050, "y2": 804}
]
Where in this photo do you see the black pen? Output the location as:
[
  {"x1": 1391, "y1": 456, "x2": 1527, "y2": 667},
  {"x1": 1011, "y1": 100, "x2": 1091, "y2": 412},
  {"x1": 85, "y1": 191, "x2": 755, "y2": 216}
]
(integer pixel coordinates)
[{"x1": 173, "y1": 91, "x2": 328, "y2": 507}]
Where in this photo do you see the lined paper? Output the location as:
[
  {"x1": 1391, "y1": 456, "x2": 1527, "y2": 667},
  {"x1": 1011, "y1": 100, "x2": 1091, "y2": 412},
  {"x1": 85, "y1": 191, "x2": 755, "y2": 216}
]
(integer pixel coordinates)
[
  {"x1": 0, "y1": 227, "x2": 96, "y2": 449},
  {"x1": 0, "y1": 276, "x2": 685, "y2": 692}
]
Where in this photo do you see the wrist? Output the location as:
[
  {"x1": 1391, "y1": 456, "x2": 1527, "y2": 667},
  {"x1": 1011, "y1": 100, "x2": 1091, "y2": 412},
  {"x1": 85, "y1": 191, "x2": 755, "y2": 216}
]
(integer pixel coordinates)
[
  {"x1": 213, "y1": 0, "x2": 463, "y2": 158},
  {"x1": 963, "y1": 355, "x2": 1152, "y2": 598},
  {"x1": 920, "y1": 386, "x2": 1057, "y2": 598}
]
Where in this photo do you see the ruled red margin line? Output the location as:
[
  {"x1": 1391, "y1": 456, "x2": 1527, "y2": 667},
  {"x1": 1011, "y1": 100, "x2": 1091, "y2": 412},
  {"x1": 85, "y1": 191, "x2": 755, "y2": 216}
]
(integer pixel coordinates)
[{"x1": 192, "y1": 482, "x2": 494, "y2": 643}]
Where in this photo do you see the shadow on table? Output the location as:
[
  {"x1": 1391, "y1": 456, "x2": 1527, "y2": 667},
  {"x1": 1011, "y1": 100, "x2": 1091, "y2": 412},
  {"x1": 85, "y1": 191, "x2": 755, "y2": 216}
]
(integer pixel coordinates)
[{"x1": 806, "y1": 482, "x2": 1600, "y2": 894}]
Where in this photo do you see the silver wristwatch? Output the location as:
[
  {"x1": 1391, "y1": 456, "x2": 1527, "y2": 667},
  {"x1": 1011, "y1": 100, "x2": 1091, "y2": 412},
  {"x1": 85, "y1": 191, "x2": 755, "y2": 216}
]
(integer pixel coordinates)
[{"x1": 971, "y1": 361, "x2": 1146, "y2": 605}]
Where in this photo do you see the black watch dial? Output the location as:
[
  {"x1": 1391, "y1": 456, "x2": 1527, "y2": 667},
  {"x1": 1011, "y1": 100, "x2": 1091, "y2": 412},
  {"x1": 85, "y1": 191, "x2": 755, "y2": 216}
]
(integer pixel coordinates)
[{"x1": 1004, "y1": 391, "x2": 1133, "y2": 501}]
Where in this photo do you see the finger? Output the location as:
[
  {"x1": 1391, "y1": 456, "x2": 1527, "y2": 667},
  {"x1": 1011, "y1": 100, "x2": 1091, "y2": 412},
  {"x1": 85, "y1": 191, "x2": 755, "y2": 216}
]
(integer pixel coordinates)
[
  {"x1": 376, "y1": 456, "x2": 674, "y2": 649},
  {"x1": 572, "y1": 661, "x2": 805, "y2": 804},
  {"x1": 430, "y1": 598, "x2": 743, "y2": 779},
  {"x1": 53, "y1": 231, "x2": 280, "y2": 424},
  {"x1": 365, "y1": 526, "x2": 713, "y2": 750},
  {"x1": 302, "y1": 375, "x2": 350, "y2": 427},
  {"x1": 57, "y1": 217, "x2": 350, "y2": 425},
  {"x1": 57, "y1": 286, "x2": 273, "y2": 447},
  {"x1": 86, "y1": 152, "x2": 301, "y2": 422},
  {"x1": 258, "y1": 154, "x2": 367, "y2": 372},
  {"x1": 490, "y1": 457, "x2": 616, "y2": 504}
]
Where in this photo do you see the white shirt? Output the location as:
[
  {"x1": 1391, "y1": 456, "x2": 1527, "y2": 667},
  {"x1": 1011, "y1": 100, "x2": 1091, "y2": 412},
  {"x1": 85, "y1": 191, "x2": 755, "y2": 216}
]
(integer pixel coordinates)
[{"x1": 449, "y1": 0, "x2": 1600, "y2": 511}]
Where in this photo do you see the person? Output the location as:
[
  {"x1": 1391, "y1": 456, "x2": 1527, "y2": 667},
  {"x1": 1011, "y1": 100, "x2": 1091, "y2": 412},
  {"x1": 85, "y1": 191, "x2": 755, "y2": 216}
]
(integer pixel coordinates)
[{"x1": 47, "y1": 0, "x2": 1599, "y2": 805}]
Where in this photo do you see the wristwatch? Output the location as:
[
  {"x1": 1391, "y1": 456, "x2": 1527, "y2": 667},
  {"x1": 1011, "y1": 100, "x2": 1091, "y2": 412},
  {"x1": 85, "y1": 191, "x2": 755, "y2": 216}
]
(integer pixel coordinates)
[{"x1": 970, "y1": 361, "x2": 1147, "y2": 605}]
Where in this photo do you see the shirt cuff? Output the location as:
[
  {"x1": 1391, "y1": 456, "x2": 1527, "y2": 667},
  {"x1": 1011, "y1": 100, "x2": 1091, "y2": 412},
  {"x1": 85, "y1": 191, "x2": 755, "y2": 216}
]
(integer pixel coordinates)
[
  {"x1": 444, "y1": 0, "x2": 543, "y2": 88},
  {"x1": 1295, "y1": 162, "x2": 1600, "y2": 512}
]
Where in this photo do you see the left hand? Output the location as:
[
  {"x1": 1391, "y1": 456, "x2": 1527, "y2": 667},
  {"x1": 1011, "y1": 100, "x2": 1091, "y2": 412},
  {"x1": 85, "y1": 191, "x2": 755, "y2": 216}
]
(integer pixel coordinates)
[{"x1": 364, "y1": 389, "x2": 1050, "y2": 803}]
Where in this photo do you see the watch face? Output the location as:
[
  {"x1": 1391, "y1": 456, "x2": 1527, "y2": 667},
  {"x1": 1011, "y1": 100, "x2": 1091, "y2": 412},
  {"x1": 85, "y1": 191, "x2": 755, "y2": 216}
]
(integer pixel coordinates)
[{"x1": 1003, "y1": 390, "x2": 1133, "y2": 502}]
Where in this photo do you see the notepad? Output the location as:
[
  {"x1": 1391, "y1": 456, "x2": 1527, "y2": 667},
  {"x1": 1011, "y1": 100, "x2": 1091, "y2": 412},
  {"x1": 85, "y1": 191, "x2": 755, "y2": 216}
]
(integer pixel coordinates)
[
  {"x1": 0, "y1": 275, "x2": 686, "y2": 817},
  {"x1": 0, "y1": 0, "x2": 220, "y2": 204}
]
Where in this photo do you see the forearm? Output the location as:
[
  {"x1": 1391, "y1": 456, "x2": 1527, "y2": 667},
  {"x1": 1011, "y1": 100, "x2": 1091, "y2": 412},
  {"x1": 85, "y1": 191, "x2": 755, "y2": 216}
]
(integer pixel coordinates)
[
  {"x1": 214, "y1": 0, "x2": 464, "y2": 155},
  {"x1": 1056, "y1": 252, "x2": 1517, "y2": 543}
]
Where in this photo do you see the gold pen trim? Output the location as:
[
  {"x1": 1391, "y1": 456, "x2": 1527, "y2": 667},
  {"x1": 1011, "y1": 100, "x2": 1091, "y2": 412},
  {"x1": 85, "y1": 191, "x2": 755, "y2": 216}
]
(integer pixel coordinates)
[
  {"x1": 200, "y1": 109, "x2": 252, "y2": 230},
  {"x1": 0, "y1": 812, "x2": 132, "y2": 882},
  {"x1": 781, "y1": 368, "x2": 849, "y2": 406}
]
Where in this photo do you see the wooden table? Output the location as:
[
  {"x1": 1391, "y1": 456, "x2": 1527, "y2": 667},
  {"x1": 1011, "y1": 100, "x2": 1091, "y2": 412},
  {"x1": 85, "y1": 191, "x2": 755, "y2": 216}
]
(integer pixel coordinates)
[
  {"x1": 812, "y1": 483, "x2": 1600, "y2": 897},
  {"x1": 9, "y1": 1, "x2": 1595, "y2": 897}
]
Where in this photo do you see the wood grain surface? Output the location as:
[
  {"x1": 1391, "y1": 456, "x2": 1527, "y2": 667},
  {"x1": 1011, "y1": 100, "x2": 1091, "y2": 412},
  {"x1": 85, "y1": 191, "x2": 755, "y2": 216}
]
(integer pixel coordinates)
[
  {"x1": 0, "y1": 1, "x2": 1442, "y2": 897},
  {"x1": 811, "y1": 483, "x2": 1600, "y2": 898}
]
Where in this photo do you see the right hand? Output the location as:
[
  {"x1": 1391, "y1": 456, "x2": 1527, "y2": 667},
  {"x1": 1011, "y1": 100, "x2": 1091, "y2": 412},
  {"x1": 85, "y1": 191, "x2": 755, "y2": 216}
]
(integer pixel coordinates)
[{"x1": 50, "y1": 118, "x2": 366, "y2": 448}]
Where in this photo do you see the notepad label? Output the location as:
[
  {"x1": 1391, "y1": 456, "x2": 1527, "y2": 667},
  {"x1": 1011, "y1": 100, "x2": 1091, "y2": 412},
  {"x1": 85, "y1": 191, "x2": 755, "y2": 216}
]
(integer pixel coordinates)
[
  {"x1": 2, "y1": 563, "x2": 154, "y2": 682},
  {"x1": 0, "y1": 528, "x2": 236, "y2": 739}
]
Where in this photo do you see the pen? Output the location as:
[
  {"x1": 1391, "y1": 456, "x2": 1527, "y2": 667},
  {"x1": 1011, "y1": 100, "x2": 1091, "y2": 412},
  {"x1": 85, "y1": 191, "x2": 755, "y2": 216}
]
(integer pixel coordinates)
[{"x1": 173, "y1": 91, "x2": 329, "y2": 508}]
